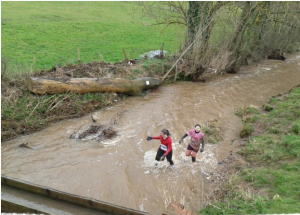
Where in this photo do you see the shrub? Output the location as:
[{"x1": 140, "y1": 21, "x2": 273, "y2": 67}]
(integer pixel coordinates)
[
  {"x1": 290, "y1": 117, "x2": 300, "y2": 134},
  {"x1": 240, "y1": 123, "x2": 255, "y2": 138},
  {"x1": 264, "y1": 105, "x2": 274, "y2": 111}
]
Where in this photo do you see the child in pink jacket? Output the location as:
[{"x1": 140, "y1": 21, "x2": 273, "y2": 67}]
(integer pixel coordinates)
[{"x1": 179, "y1": 124, "x2": 205, "y2": 163}]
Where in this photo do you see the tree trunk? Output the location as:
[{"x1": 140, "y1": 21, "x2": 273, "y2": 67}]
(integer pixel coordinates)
[
  {"x1": 186, "y1": 1, "x2": 201, "y2": 44},
  {"x1": 184, "y1": 1, "x2": 227, "y2": 77},
  {"x1": 27, "y1": 77, "x2": 160, "y2": 95},
  {"x1": 225, "y1": 2, "x2": 260, "y2": 72}
]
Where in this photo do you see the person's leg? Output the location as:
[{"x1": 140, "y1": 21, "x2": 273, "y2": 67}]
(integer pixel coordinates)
[
  {"x1": 186, "y1": 150, "x2": 192, "y2": 156},
  {"x1": 191, "y1": 150, "x2": 197, "y2": 163},
  {"x1": 192, "y1": 157, "x2": 196, "y2": 162},
  {"x1": 166, "y1": 150, "x2": 174, "y2": 165},
  {"x1": 155, "y1": 148, "x2": 165, "y2": 161},
  {"x1": 186, "y1": 144, "x2": 193, "y2": 156}
]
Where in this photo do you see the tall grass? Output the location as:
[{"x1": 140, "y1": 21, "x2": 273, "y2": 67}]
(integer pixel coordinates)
[{"x1": 1, "y1": 2, "x2": 185, "y2": 71}]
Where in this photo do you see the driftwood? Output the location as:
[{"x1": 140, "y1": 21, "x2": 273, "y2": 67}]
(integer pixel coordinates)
[
  {"x1": 70, "y1": 111, "x2": 125, "y2": 142},
  {"x1": 18, "y1": 143, "x2": 32, "y2": 149},
  {"x1": 27, "y1": 77, "x2": 160, "y2": 95},
  {"x1": 267, "y1": 49, "x2": 285, "y2": 61}
]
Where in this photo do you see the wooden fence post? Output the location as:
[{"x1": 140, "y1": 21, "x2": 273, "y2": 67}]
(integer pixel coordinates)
[
  {"x1": 99, "y1": 54, "x2": 103, "y2": 63},
  {"x1": 123, "y1": 49, "x2": 128, "y2": 61},
  {"x1": 77, "y1": 47, "x2": 81, "y2": 63},
  {"x1": 33, "y1": 56, "x2": 36, "y2": 72}
]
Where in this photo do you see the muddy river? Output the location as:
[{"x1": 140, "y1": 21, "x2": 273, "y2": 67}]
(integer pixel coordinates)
[{"x1": 1, "y1": 54, "x2": 300, "y2": 214}]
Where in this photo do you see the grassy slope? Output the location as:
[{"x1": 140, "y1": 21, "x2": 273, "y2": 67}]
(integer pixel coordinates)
[
  {"x1": 1, "y1": 1, "x2": 185, "y2": 71},
  {"x1": 201, "y1": 87, "x2": 300, "y2": 214}
]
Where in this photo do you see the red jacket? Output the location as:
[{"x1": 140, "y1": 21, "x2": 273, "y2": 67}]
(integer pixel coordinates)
[{"x1": 152, "y1": 135, "x2": 172, "y2": 155}]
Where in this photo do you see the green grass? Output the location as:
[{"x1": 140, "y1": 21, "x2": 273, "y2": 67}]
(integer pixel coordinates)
[
  {"x1": 201, "y1": 87, "x2": 300, "y2": 214},
  {"x1": 239, "y1": 122, "x2": 255, "y2": 137},
  {"x1": 1, "y1": 2, "x2": 185, "y2": 71},
  {"x1": 202, "y1": 123, "x2": 223, "y2": 144}
]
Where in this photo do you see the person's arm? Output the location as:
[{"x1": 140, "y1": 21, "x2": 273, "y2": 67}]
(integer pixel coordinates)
[
  {"x1": 147, "y1": 136, "x2": 160, "y2": 141},
  {"x1": 179, "y1": 133, "x2": 188, "y2": 144},
  {"x1": 151, "y1": 136, "x2": 160, "y2": 140},
  {"x1": 200, "y1": 137, "x2": 205, "y2": 152}
]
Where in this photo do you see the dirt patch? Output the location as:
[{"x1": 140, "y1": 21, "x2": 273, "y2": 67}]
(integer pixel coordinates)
[
  {"x1": 206, "y1": 141, "x2": 249, "y2": 201},
  {"x1": 35, "y1": 62, "x2": 121, "y2": 79},
  {"x1": 32, "y1": 60, "x2": 161, "y2": 79}
]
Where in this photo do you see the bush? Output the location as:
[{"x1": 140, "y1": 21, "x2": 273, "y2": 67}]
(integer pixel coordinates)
[
  {"x1": 264, "y1": 105, "x2": 274, "y2": 111},
  {"x1": 240, "y1": 123, "x2": 255, "y2": 138},
  {"x1": 291, "y1": 123, "x2": 300, "y2": 135}
]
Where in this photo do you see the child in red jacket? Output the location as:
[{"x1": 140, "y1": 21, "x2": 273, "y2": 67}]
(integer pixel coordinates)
[{"x1": 147, "y1": 129, "x2": 174, "y2": 165}]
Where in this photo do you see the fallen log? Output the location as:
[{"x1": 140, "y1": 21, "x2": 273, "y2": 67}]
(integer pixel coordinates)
[{"x1": 27, "y1": 77, "x2": 160, "y2": 95}]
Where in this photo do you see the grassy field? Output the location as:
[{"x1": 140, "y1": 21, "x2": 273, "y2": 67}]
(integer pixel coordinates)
[
  {"x1": 201, "y1": 86, "x2": 300, "y2": 214},
  {"x1": 1, "y1": 1, "x2": 185, "y2": 72},
  {"x1": 1, "y1": 1, "x2": 185, "y2": 140}
]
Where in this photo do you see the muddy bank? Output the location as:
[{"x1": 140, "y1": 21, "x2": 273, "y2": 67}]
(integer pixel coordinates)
[{"x1": 1, "y1": 59, "x2": 172, "y2": 141}]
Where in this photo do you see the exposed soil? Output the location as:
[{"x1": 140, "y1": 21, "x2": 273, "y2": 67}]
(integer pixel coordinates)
[
  {"x1": 206, "y1": 140, "x2": 250, "y2": 201},
  {"x1": 32, "y1": 60, "x2": 163, "y2": 79}
]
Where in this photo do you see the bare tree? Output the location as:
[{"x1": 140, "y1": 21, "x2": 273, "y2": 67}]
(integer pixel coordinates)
[
  {"x1": 136, "y1": 2, "x2": 188, "y2": 30},
  {"x1": 137, "y1": 1, "x2": 300, "y2": 81}
]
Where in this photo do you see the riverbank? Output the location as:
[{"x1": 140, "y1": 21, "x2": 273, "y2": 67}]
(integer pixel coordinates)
[
  {"x1": 1, "y1": 58, "x2": 175, "y2": 141},
  {"x1": 201, "y1": 84, "x2": 300, "y2": 214}
]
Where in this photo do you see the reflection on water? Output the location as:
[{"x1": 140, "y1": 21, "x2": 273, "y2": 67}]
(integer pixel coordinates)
[{"x1": 1, "y1": 54, "x2": 300, "y2": 214}]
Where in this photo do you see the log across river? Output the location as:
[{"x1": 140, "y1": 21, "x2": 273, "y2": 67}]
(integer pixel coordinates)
[
  {"x1": 27, "y1": 77, "x2": 160, "y2": 95},
  {"x1": 2, "y1": 54, "x2": 300, "y2": 214}
]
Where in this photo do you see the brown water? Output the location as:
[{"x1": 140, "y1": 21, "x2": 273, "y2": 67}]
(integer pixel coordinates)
[{"x1": 2, "y1": 54, "x2": 300, "y2": 214}]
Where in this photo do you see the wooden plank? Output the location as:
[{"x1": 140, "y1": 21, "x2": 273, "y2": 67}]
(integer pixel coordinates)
[{"x1": 2, "y1": 176, "x2": 148, "y2": 215}]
